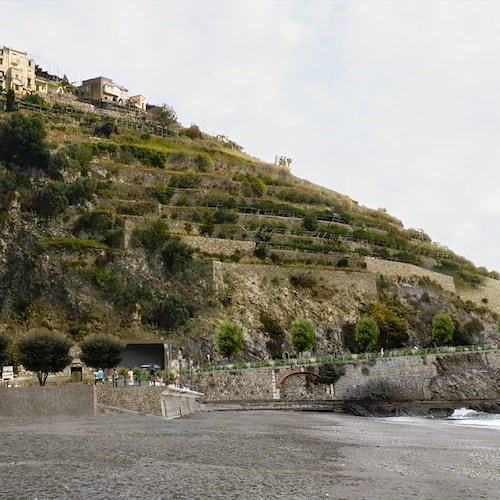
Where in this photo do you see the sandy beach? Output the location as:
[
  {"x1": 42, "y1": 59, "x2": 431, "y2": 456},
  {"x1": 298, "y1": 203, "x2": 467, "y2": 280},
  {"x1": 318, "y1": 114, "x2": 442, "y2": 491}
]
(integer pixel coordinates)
[{"x1": 0, "y1": 410, "x2": 498, "y2": 499}]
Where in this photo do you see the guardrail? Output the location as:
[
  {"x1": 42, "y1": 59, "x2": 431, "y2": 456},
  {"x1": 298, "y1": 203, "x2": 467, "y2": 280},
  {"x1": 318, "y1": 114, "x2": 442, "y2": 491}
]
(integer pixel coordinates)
[{"x1": 203, "y1": 343, "x2": 500, "y2": 372}]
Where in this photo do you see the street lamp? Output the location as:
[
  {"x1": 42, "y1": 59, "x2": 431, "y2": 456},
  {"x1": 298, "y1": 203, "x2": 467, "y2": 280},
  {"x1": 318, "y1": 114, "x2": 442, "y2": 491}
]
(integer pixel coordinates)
[
  {"x1": 177, "y1": 349, "x2": 183, "y2": 388},
  {"x1": 189, "y1": 359, "x2": 193, "y2": 388}
]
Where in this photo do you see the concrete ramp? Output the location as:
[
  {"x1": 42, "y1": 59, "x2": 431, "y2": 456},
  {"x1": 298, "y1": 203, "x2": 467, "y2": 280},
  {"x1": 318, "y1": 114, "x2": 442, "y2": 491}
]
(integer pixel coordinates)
[{"x1": 160, "y1": 386, "x2": 205, "y2": 419}]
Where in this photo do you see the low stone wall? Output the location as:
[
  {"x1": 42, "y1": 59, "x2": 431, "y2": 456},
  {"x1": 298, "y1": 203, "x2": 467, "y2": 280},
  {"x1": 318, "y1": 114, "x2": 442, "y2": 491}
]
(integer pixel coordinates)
[
  {"x1": 96, "y1": 385, "x2": 164, "y2": 416},
  {"x1": 0, "y1": 386, "x2": 95, "y2": 417},
  {"x1": 459, "y1": 276, "x2": 500, "y2": 311},
  {"x1": 181, "y1": 236, "x2": 255, "y2": 256}
]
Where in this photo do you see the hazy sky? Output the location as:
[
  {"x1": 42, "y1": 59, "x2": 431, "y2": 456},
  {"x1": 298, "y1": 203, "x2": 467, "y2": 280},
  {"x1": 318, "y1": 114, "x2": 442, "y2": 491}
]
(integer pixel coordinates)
[{"x1": 3, "y1": 1, "x2": 500, "y2": 271}]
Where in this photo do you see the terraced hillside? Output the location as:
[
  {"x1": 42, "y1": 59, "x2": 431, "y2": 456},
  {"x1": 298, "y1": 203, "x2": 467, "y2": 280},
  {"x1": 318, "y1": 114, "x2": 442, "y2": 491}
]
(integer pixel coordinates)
[{"x1": 0, "y1": 95, "x2": 498, "y2": 362}]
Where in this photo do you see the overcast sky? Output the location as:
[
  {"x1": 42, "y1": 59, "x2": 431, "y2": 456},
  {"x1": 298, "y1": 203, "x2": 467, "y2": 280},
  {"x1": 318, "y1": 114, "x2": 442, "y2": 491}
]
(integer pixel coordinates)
[{"x1": 3, "y1": 1, "x2": 500, "y2": 271}]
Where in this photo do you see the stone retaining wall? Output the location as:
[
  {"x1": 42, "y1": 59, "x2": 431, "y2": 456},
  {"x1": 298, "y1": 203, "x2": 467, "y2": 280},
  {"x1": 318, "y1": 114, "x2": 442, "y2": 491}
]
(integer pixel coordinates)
[
  {"x1": 96, "y1": 385, "x2": 164, "y2": 416},
  {"x1": 0, "y1": 385, "x2": 95, "y2": 417},
  {"x1": 181, "y1": 236, "x2": 255, "y2": 256},
  {"x1": 365, "y1": 257, "x2": 455, "y2": 292}
]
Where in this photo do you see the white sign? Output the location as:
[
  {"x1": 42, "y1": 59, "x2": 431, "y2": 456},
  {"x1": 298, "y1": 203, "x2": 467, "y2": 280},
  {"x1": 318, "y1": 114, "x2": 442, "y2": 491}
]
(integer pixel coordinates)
[{"x1": 2, "y1": 366, "x2": 14, "y2": 381}]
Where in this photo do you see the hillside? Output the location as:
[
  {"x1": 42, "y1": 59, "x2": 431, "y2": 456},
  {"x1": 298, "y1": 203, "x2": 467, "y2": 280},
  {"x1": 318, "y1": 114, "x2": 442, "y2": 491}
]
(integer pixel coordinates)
[{"x1": 0, "y1": 93, "x2": 498, "y2": 363}]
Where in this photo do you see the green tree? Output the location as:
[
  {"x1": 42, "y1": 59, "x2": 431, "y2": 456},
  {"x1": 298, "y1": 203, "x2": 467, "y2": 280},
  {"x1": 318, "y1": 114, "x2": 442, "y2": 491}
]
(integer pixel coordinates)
[
  {"x1": 355, "y1": 316, "x2": 379, "y2": 352},
  {"x1": 432, "y1": 311, "x2": 455, "y2": 346},
  {"x1": 302, "y1": 213, "x2": 318, "y2": 232},
  {"x1": 162, "y1": 237, "x2": 193, "y2": 272},
  {"x1": 0, "y1": 112, "x2": 49, "y2": 169},
  {"x1": 370, "y1": 303, "x2": 409, "y2": 349},
  {"x1": 290, "y1": 318, "x2": 316, "y2": 356},
  {"x1": 0, "y1": 332, "x2": 9, "y2": 367},
  {"x1": 217, "y1": 320, "x2": 244, "y2": 361},
  {"x1": 5, "y1": 89, "x2": 16, "y2": 112},
  {"x1": 31, "y1": 181, "x2": 68, "y2": 217},
  {"x1": 79, "y1": 335, "x2": 123, "y2": 369},
  {"x1": 150, "y1": 295, "x2": 191, "y2": 331},
  {"x1": 17, "y1": 331, "x2": 73, "y2": 386}
]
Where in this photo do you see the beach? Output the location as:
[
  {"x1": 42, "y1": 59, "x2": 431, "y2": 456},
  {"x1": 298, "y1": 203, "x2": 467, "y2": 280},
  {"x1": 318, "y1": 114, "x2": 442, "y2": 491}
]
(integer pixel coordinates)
[{"x1": 0, "y1": 410, "x2": 499, "y2": 499}]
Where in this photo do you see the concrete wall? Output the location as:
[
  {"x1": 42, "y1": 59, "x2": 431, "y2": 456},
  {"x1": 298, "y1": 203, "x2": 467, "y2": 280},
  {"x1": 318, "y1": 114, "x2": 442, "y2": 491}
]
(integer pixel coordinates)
[{"x1": 0, "y1": 385, "x2": 95, "y2": 417}]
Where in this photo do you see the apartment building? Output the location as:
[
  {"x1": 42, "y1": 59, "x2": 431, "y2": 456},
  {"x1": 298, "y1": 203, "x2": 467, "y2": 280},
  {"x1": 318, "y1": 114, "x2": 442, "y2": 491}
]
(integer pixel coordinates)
[
  {"x1": 79, "y1": 76, "x2": 129, "y2": 105},
  {"x1": 0, "y1": 46, "x2": 36, "y2": 94}
]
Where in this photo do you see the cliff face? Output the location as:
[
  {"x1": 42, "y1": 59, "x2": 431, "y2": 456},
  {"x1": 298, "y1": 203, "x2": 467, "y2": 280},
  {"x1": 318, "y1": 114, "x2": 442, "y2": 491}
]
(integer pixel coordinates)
[{"x1": 1, "y1": 106, "x2": 499, "y2": 364}]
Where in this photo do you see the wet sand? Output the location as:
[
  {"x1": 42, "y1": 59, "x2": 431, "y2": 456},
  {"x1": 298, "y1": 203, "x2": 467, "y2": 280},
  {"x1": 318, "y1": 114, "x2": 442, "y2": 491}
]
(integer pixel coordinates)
[{"x1": 0, "y1": 410, "x2": 499, "y2": 499}]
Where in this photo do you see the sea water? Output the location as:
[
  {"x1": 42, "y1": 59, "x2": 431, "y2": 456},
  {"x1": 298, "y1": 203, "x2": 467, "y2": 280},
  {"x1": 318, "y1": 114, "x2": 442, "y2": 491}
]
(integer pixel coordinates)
[{"x1": 383, "y1": 408, "x2": 500, "y2": 431}]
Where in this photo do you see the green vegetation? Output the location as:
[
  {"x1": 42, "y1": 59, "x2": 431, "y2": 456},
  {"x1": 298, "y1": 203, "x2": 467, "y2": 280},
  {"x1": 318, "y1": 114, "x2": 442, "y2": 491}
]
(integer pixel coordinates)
[
  {"x1": 290, "y1": 318, "x2": 316, "y2": 355},
  {"x1": 0, "y1": 112, "x2": 49, "y2": 169},
  {"x1": 0, "y1": 332, "x2": 9, "y2": 367},
  {"x1": 217, "y1": 320, "x2": 244, "y2": 360},
  {"x1": 370, "y1": 303, "x2": 409, "y2": 349},
  {"x1": 79, "y1": 335, "x2": 124, "y2": 369},
  {"x1": 432, "y1": 311, "x2": 455, "y2": 346},
  {"x1": 355, "y1": 316, "x2": 379, "y2": 352},
  {"x1": 17, "y1": 331, "x2": 72, "y2": 386}
]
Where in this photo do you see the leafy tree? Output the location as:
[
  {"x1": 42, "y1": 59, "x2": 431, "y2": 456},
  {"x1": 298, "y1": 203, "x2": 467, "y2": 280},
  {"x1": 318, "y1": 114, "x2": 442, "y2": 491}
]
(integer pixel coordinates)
[
  {"x1": 5, "y1": 89, "x2": 16, "y2": 112},
  {"x1": 432, "y1": 311, "x2": 455, "y2": 346},
  {"x1": 0, "y1": 332, "x2": 9, "y2": 367},
  {"x1": 17, "y1": 331, "x2": 73, "y2": 386},
  {"x1": 217, "y1": 320, "x2": 244, "y2": 361},
  {"x1": 79, "y1": 335, "x2": 123, "y2": 369},
  {"x1": 150, "y1": 294, "x2": 191, "y2": 331},
  {"x1": 290, "y1": 318, "x2": 316, "y2": 356},
  {"x1": 31, "y1": 181, "x2": 68, "y2": 217},
  {"x1": 0, "y1": 112, "x2": 49, "y2": 169},
  {"x1": 162, "y1": 236, "x2": 193, "y2": 272},
  {"x1": 355, "y1": 316, "x2": 379, "y2": 352},
  {"x1": 370, "y1": 303, "x2": 409, "y2": 349},
  {"x1": 302, "y1": 214, "x2": 318, "y2": 232},
  {"x1": 95, "y1": 117, "x2": 117, "y2": 138},
  {"x1": 149, "y1": 103, "x2": 178, "y2": 128}
]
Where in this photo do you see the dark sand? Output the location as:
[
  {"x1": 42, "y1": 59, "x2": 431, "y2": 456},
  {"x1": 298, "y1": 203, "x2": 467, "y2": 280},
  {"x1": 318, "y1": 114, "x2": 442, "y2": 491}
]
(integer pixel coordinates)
[{"x1": 0, "y1": 410, "x2": 499, "y2": 499}]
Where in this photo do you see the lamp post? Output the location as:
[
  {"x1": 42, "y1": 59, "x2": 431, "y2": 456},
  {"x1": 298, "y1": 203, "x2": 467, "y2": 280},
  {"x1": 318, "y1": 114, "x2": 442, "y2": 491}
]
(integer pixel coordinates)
[
  {"x1": 189, "y1": 359, "x2": 193, "y2": 388},
  {"x1": 207, "y1": 353, "x2": 211, "y2": 370},
  {"x1": 177, "y1": 349, "x2": 183, "y2": 388}
]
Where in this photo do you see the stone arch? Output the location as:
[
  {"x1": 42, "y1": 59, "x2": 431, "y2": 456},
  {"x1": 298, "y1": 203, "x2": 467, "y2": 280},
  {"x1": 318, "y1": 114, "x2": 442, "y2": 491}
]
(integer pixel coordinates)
[{"x1": 275, "y1": 366, "x2": 320, "y2": 390}]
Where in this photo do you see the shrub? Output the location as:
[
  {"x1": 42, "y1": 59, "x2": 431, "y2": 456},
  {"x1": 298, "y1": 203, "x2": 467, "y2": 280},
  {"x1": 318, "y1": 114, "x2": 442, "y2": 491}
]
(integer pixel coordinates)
[
  {"x1": 17, "y1": 331, "x2": 72, "y2": 386},
  {"x1": 119, "y1": 144, "x2": 166, "y2": 168},
  {"x1": 79, "y1": 335, "x2": 124, "y2": 369},
  {"x1": 133, "y1": 219, "x2": 170, "y2": 252},
  {"x1": 0, "y1": 112, "x2": 49, "y2": 169},
  {"x1": 95, "y1": 117, "x2": 117, "y2": 137},
  {"x1": 194, "y1": 153, "x2": 212, "y2": 172},
  {"x1": 254, "y1": 244, "x2": 267, "y2": 260},
  {"x1": 214, "y1": 208, "x2": 238, "y2": 224},
  {"x1": 151, "y1": 184, "x2": 175, "y2": 205},
  {"x1": 149, "y1": 294, "x2": 191, "y2": 331},
  {"x1": 290, "y1": 319, "x2": 316, "y2": 355},
  {"x1": 217, "y1": 320, "x2": 244, "y2": 360},
  {"x1": 302, "y1": 214, "x2": 318, "y2": 231},
  {"x1": 432, "y1": 311, "x2": 455, "y2": 346},
  {"x1": 169, "y1": 173, "x2": 202, "y2": 188},
  {"x1": 31, "y1": 181, "x2": 68, "y2": 217},
  {"x1": 183, "y1": 124, "x2": 202, "y2": 140},
  {"x1": 0, "y1": 332, "x2": 9, "y2": 367},
  {"x1": 66, "y1": 178, "x2": 100, "y2": 205},
  {"x1": 21, "y1": 93, "x2": 48, "y2": 108},
  {"x1": 290, "y1": 273, "x2": 317, "y2": 289},
  {"x1": 162, "y1": 237, "x2": 194, "y2": 272},
  {"x1": 355, "y1": 316, "x2": 379, "y2": 352}
]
